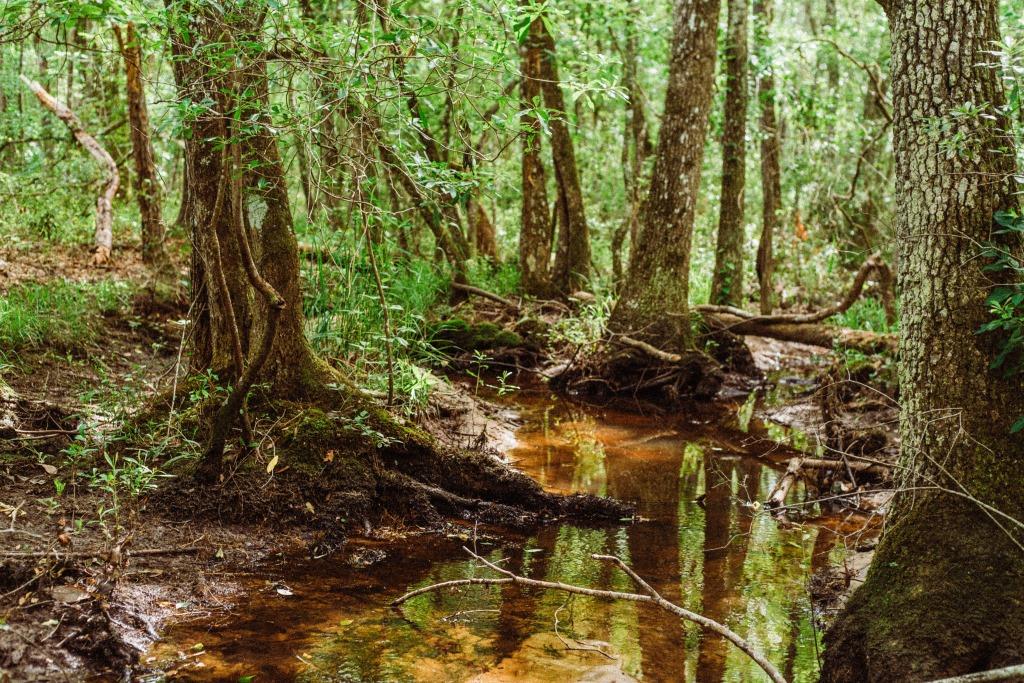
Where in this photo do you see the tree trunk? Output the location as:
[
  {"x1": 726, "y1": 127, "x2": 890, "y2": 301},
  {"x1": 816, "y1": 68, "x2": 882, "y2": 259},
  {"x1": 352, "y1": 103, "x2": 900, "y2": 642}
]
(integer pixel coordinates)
[
  {"x1": 822, "y1": 1, "x2": 1024, "y2": 680},
  {"x1": 518, "y1": 12, "x2": 553, "y2": 296},
  {"x1": 710, "y1": 0, "x2": 750, "y2": 306},
  {"x1": 607, "y1": 0, "x2": 722, "y2": 353},
  {"x1": 166, "y1": 1, "x2": 330, "y2": 402},
  {"x1": 467, "y1": 195, "x2": 498, "y2": 262},
  {"x1": 114, "y1": 23, "x2": 172, "y2": 274},
  {"x1": 612, "y1": 0, "x2": 651, "y2": 289},
  {"x1": 754, "y1": 0, "x2": 781, "y2": 315},
  {"x1": 537, "y1": 18, "x2": 592, "y2": 295}
]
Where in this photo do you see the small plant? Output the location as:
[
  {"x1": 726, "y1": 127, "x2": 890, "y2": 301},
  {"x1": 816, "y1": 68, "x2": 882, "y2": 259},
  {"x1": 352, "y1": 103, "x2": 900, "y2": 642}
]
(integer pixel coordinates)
[{"x1": 978, "y1": 210, "x2": 1024, "y2": 432}]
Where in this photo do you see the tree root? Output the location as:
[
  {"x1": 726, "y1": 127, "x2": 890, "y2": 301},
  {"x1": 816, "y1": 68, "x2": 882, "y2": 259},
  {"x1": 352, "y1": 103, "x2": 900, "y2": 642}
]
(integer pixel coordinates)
[{"x1": 149, "y1": 391, "x2": 631, "y2": 546}]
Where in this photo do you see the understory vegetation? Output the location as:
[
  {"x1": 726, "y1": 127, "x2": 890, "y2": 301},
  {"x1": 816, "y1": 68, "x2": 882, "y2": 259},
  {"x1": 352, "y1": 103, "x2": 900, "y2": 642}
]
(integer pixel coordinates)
[{"x1": 1, "y1": 0, "x2": 1023, "y2": 681}]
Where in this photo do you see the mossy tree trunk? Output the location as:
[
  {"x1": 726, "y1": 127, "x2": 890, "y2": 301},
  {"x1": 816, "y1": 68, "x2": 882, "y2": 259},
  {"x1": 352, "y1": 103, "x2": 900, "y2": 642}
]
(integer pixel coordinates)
[
  {"x1": 166, "y1": 0, "x2": 331, "y2": 402},
  {"x1": 709, "y1": 0, "x2": 749, "y2": 307},
  {"x1": 753, "y1": 0, "x2": 780, "y2": 315},
  {"x1": 518, "y1": 10, "x2": 553, "y2": 297},
  {"x1": 607, "y1": 0, "x2": 721, "y2": 353},
  {"x1": 822, "y1": 1, "x2": 1024, "y2": 680}
]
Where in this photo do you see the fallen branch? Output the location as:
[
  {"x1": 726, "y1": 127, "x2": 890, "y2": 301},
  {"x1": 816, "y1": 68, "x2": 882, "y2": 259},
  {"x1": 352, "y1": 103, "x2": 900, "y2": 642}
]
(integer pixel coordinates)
[
  {"x1": 616, "y1": 335, "x2": 682, "y2": 363},
  {"x1": 927, "y1": 665, "x2": 1024, "y2": 683},
  {"x1": 697, "y1": 253, "x2": 894, "y2": 326},
  {"x1": 703, "y1": 314, "x2": 896, "y2": 354},
  {"x1": 799, "y1": 457, "x2": 889, "y2": 477},
  {"x1": 20, "y1": 76, "x2": 119, "y2": 265},
  {"x1": 766, "y1": 457, "x2": 803, "y2": 509},
  {"x1": 392, "y1": 546, "x2": 788, "y2": 683},
  {"x1": 0, "y1": 545, "x2": 202, "y2": 560},
  {"x1": 450, "y1": 282, "x2": 521, "y2": 311}
]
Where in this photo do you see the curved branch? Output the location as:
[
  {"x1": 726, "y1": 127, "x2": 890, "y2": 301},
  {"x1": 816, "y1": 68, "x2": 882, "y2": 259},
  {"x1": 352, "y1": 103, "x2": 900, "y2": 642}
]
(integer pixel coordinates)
[
  {"x1": 392, "y1": 546, "x2": 788, "y2": 683},
  {"x1": 696, "y1": 253, "x2": 895, "y2": 326}
]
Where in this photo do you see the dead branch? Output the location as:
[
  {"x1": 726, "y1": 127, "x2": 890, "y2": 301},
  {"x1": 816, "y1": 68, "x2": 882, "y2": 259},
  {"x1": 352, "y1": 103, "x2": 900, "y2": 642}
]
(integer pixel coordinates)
[
  {"x1": 20, "y1": 76, "x2": 119, "y2": 265},
  {"x1": 799, "y1": 457, "x2": 889, "y2": 477},
  {"x1": 766, "y1": 457, "x2": 803, "y2": 509},
  {"x1": 0, "y1": 545, "x2": 201, "y2": 560},
  {"x1": 697, "y1": 253, "x2": 893, "y2": 326},
  {"x1": 703, "y1": 314, "x2": 896, "y2": 354},
  {"x1": 450, "y1": 282, "x2": 521, "y2": 311},
  {"x1": 616, "y1": 335, "x2": 683, "y2": 363},
  {"x1": 926, "y1": 664, "x2": 1024, "y2": 683},
  {"x1": 392, "y1": 546, "x2": 788, "y2": 683}
]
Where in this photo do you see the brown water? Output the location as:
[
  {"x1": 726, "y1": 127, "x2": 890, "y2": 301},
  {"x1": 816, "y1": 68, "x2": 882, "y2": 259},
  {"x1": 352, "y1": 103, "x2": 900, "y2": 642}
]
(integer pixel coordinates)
[{"x1": 146, "y1": 390, "x2": 875, "y2": 682}]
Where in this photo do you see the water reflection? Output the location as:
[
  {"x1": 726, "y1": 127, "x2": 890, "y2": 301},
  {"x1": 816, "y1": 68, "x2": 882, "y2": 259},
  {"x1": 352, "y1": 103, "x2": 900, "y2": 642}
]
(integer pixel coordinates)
[{"x1": 149, "y1": 393, "x2": 859, "y2": 682}]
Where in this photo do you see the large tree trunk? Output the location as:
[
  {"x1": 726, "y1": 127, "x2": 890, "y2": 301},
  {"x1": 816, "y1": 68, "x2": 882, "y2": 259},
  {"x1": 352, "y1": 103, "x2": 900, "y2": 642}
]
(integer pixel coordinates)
[
  {"x1": 754, "y1": 0, "x2": 781, "y2": 315},
  {"x1": 822, "y1": 1, "x2": 1024, "y2": 680},
  {"x1": 607, "y1": 0, "x2": 721, "y2": 353},
  {"x1": 518, "y1": 12, "x2": 553, "y2": 296},
  {"x1": 537, "y1": 18, "x2": 592, "y2": 295},
  {"x1": 709, "y1": 0, "x2": 749, "y2": 306},
  {"x1": 114, "y1": 22, "x2": 172, "y2": 275},
  {"x1": 166, "y1": 1, "x2": 329, "y2": 402}
]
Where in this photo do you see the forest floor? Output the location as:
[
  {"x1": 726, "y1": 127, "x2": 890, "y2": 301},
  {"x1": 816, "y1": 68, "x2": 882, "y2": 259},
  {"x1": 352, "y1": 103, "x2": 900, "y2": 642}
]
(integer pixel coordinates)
[{"x1": 0, "y1": 246, "x2": 897, "y2": 681}]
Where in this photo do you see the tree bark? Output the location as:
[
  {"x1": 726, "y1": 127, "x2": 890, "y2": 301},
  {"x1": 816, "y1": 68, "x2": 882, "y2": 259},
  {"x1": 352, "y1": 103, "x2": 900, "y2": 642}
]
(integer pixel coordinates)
[
  {"x1": 166, "y1": 1, "x2": 330, "y2": 403},
  {"x1": 607, "y1": 0, "x2": 721, "y2": 353},
  {"x1": 753, "y1": 0, "x2": 780, "y2": 315},
  {"x1": 710, "y1": 0, "x2": 749, "y2": 306},
  {"x1": 537, "y1": 18, "x2": 592, "y2": 295},
  {"x1": 114, "y1": 23, "x2": 172, "y2": 274},
  {"x1": 21, "y1": 76, "x2": 118, "y2": 265},
  {"x1": 611, "y1": 0, "x2": 652, "y2": 288},
  {"x1": 518, "y1": 11, "x2": 553, "y2": 296},
  {"x1": 822, "y1": 1, "x2": 1024, "y2": 680}
]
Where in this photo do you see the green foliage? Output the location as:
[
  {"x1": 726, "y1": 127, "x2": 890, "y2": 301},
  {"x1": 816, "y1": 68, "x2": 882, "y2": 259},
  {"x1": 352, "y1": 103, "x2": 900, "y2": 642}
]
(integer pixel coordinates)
[
  {"x1": 978, "y1": 210, "x2": 1024, "y2": 381},
  {"x1": 0, "y1": 280, "x2": 132, "y2": 356},
  {"x1": 831, "y1": 297, "x2": 897, "y2": 334}
]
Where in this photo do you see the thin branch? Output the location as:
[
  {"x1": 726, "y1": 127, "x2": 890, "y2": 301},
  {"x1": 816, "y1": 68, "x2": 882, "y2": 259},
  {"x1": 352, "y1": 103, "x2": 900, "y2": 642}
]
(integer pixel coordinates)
[{"x1": 392, "y1": 546, "x2": 788, "y2": 683}]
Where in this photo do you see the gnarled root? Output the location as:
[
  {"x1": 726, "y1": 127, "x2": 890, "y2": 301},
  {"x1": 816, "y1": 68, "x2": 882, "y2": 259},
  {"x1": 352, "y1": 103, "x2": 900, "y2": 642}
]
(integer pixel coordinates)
[{"x1": 552, "y1": 336, "x2": 724, "y2": 406}]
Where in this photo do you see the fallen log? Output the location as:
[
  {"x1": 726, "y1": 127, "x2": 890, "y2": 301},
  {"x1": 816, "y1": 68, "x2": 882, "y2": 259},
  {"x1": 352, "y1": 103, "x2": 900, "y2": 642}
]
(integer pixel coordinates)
[
  {"x1": 766, "y1": 457, "x2": 803, "y2": 509},
  {"x1": 701, "y1": 312, "x2": 896, "y2": 354},
  {"x1": 800, "y1": 457, "x2": 889, "y2": 478},
  {"x1": 697, "y1": 252, "x2": 897, "y2": 354},
  {"x1": 697, "y1": 253, "x2": 894, "y2": 326},
  {"x1": 20, "y1": 76, "x2": 119, "y2": 265}
]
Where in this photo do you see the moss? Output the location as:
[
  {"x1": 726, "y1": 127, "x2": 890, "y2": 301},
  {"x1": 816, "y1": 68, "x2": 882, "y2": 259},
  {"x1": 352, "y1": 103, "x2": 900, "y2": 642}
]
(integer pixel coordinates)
[{"x1": 428, "y1": 318, "x2": 524, "y2": 355}]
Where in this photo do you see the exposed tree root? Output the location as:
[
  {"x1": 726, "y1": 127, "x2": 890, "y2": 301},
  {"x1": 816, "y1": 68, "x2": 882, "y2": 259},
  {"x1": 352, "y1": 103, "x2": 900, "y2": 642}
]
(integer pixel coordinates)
[
  {"x1": 552, "y1": 339, "x2": 724, "y2": 405},
  {"x1": 148, "y1": 388, "x2": 631, "y2": 550}
]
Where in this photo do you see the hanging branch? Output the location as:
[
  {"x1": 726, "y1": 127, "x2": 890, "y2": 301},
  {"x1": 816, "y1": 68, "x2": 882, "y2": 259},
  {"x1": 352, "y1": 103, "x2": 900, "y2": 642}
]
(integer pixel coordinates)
[
  {"x1": 392, "y1": 546, "x2": 788, "y2": 683},
  {"x1": 20, "y1": 75, "x2": 119, "y2": 265}
]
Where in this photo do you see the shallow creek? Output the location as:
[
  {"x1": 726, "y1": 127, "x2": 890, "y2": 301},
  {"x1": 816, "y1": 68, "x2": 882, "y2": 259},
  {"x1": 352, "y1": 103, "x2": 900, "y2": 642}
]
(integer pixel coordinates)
[{"x1": 146, "y1": 389, "x2": 875, "y2": 682}]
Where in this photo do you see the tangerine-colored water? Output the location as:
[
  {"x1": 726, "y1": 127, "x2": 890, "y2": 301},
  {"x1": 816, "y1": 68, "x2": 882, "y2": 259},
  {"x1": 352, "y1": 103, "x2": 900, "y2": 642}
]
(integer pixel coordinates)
[{"x1": 145, "y1": 389, "x2": 876, "y2": 682}]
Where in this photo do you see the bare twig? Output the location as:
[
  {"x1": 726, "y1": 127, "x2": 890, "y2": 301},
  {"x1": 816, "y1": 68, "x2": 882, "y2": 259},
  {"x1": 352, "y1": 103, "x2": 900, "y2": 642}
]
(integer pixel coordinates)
[{"x1": 391, "y1": 546, "x2": 787, "y2": 683}]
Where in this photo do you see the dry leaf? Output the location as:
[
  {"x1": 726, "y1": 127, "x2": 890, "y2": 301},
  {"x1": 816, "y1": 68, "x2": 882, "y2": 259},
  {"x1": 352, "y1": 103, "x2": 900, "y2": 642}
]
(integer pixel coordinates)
[
  {"x1": 41, "y1": 464, "x2": 57, "y2": 475},
  {"x1": 266, "y1": 455, "x2": 279, "y2": 474},
  {"x1": 324, "y1": 450, "x2": 335, "y2": 463}
]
